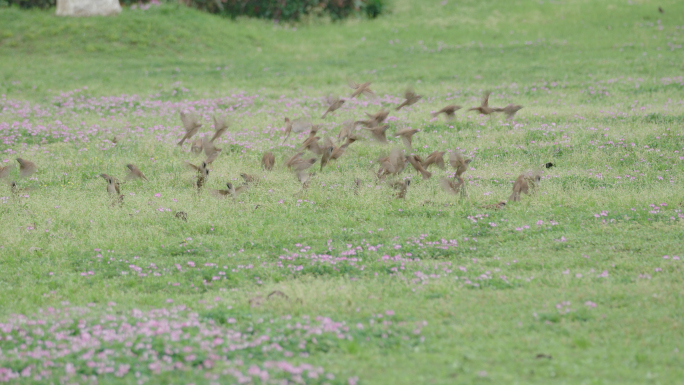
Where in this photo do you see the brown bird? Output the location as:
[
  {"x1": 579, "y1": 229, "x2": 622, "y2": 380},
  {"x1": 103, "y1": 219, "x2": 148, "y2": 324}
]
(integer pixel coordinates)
[
  {"x1": 330, "y1": 138, "x2": 354, "y2": 160},
  {"x1": 449, "y1": 150, "x2": 472, "y2": 177},
  {"x1": 509, "y1": 174, "x2": 529, "y2": 202},
  {"x1": 0, "y1": 164, "x2": 14, "y2": 180},
  {"x1": 355, "y1": 109, "x2": 390, "y2": 128},
  {"x1": 186, "y1": 161, "x2": 210, "y2": 191},
  {"x1": 366, "y1": 124, "x2": 390, "y2": 143},
  {"x1": 16, "y1": 158, "x2": 37, "y2": 178},
  {"x1": 432, "y1": 105, "x2": 462, "y2": 120},
  {"x1": 440, "y1": 176, "x2": 466, "y2": 196},
  {"x1": 285, "y1": 152, "x2": 305, "y2": 169},
  {"x1": 348, "y1": 80, "x2": 376, "y2": 99},
  {"x1": 212, "y1": 182, "x2": 248, "y2": 199},
  {"x1": 390, "y1": 179, "x2": 411, "y2": 199},
  {"x1": 337, "y1": 120, "x2": 355, "y2": 142},
  {"x1": 659, "y1": 6, "x2": 664, "y2": 13},
  {"x1": 395, "y1": 128, "x2": 419, "y2": 151},
  {"x1": 210, "y1": 115, "x2": 229, "y2": 142},
  {"x1": 406, "y1": 155, "x2": 432, "y2": 180},
  {"x1": 377, "y1": 148, "x2": 407, "y2": 179},
  {"x1": 322, "y1": 94, "x2": 345, "y2": 118},
  {"x1": 9, "y1": 181, "x2": 32, "y2": 196},
  {"x1": 422, "y1": 151, "x2": 446, "y2": 170},
  {"x1": 111, "y1": 134, "x2": 125, "y2": 144},
  {"x1": 104, "y1": 176, "x2": 124, "y2": 206},
  {"x1": 241, "y1": 173, "x2": 259, "y2": 184},
  {"x1": 293, "y1": 157, "x2": 317, "y2": 172},
  {"x1": 99, "y1": 173, "x2": 119, "y2": 184},
  {"x1": 300, "y1": 136, "x2": 323, "y2": 155},
  {"x1": 320, "y1": 142, "x2": 334, "y2": 171},
  {"x1": 483, "y1": 201, "x2": 507, "y2": 210},
  {"x1": 177, "y1": 112, "x2": 202, "y2": 146},
  {"x1": 494, "y1": 104, "x2": 523, "y2": 120},
  {"x1": 354, "y1": 178, "x2": 362, "y2": 195},
  {"x1": 202, "y1": 137, "x2": 222, "y2": 159},
  {"x1": 125, "y1": 164, "x2": 148, "y2": 181},
  {"x1": 190, "y1": 138, "x2": 203, "y2": 155},
  {"x1": 262, "y1": 152, "x2": 275, "y2": 171},
  {"x1": 396, "y1": 88, "x2": 422, "y2": 110},
  {"x1": 297, "y1": 171, "x2": 314, "y2": 189},
  {"x1": 467, "y1": 91, "x2": 497, "y2": 115},
  {"x1": 308, "y1": 124, "x2": 322, "y2": 138},
  {"x1": 282, "y1": 118, "x2": 311, "y2": 144}
]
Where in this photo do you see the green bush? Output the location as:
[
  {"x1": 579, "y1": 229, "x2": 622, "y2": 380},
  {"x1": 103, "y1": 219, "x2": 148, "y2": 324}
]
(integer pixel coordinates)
[{"x1": 2, "y1": 0, "x2": 387, "y2": 21}]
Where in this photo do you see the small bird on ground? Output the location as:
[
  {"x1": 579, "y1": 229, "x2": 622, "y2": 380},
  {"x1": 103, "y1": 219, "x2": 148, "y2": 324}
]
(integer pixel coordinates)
[
  {"x1": 262, "y1": 152, "x2": 275, "y2": 171},
  {"x1": 354, "y1": 178, "x2": 362, "y2": 195},
  {"x1": 9, "y1": 181, "x2": 32, "y2": 196},
  {"x1": 348, "y1": 80, "x2": 376, "y2": 99},
  {"x1": 210, "y1": 115, "x2": 229, "y2": 142},
  {"x1": 494, "y1": 104, "x2": 523, "y2": 120},
  {"x1": 186, "y1": 161, "x2": 210, "y2": 191},
  {"x1": 396, "y1": 88, "x2": 422, "y2": 110},
  {"x1": 483, "y1": 201, "x2": 507, "y2": 210},
  {"x1": 439, "y1": 176, "x2": 466, "y2": 196},
  {"x1": 467, "y1": 91, "x2": 497, "y2": 115},
  {"x1": 390, "y1": 179, "x2": 411, "y2": 199},
  {"x1": 544, "y1": 162, "x2": 555, "y2": 169},
  {"x1": 659, "y1": 6, "x2": 664, "y2": 13},
  {"x1": 125, "y1": 164, "x2": 148, "y2": 181},
  {"x1": 0, "y1": 164, "x2": 14, "y2": 180},
  {"x1": 241, "y1": 173, "x2": 260, "y2": 184},
  {"x1": 395, "y1": 127, "x2": 419, "y2": 151},
  {"x1": 297, "y1": 171, "x2": 314, "y2": 189},
  {"x1": 322, "y1": 94, "x2": 345, "y2": 118},
  {"x1": 177, "y1": 112, "x2": 202, "y2": 146},
  {"x1": 320, "y1": 139, "x2": 335, "y2": 171},
  {"x1": 422, "y1": 151, "x2": 446, "y2": 170},
  {"x1": 16, "y1": 158, "x2": 37, "y2": 178},
  {"x1": 431, "y1": 105, "x2": 462, "y2": 120},
  {"x1": 104, "y1": 176, "x2": 124, "y2": 206}
]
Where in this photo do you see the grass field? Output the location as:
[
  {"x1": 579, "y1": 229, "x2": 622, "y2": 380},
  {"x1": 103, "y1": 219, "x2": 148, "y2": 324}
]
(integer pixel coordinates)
[{"x1": 1, "y1": 0, "x2": 684, "y2": 383}]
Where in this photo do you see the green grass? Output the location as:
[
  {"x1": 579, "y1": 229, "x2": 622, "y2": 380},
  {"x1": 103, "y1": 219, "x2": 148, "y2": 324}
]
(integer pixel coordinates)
[{"x1": 1, "y1": 0, "x2": 684, "y2": 384}]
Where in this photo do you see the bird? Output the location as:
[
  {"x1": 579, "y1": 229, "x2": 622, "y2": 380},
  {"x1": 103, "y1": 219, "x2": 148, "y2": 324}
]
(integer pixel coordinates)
[
  {"x1": 659, "y1": 6, "x2": 664, "y2": 13},
  {"x1": 377, "y1": 148, "x2": 407, "y2": 179},
  {"x1": 300, "y1": 136, "x2": 323, "y2": 155},
  {"x1": 337, "y1": 120, "x2": 355, "y2": 142},
  {"x1": 104, "y1": 177, "x2": 124, "y2": 206},
  {"x1": 396, "y1": 88, "x2": 422, "y2": 110},
  {"x1": 308, "y1": 124, "x2": 322, "y2": 138},
  {"x1": 16, "y1": 158, "x2": 37, "y2": 178},
  {"x1": 355, "y1": 109, "x2": 390, "y2": 128},
  {"x1": 354, "y1": 178, "x2": 362, "y2": 195},
  {"x1": 125, "y1": 164, "x2": 148, "y2": 181},
  {"x1": 202, "y1": 137, "x2": 222, "y2": 159},
  {"x1": 190, "y1": 138, "x2": 203, "y2": 155},
  {"x1": 467, "y1": 91, "x2": 497, "y2": 115},
  {"x1": 431, "y1": 105, "x2": 462, "y2": 120},
  {"x1": 366, "y1": 124, "x2": 390, "y2": 143},
  {"x1": 509, "y1": 174, "x2": 529, "y2": 202},
  {"x1": 285, "y1": 152, "x2": 305, "y2": 169},
  {"x1": 330, "y1": 137, "x2": 355, "y2": 160},
  {"x1": 439, "y1": 176, "x2": 465, "y2": 196},
  {"x1": 395, "y1": 128, "x2": 419, "y2": 151},
  {"x1": 297, "y1": 171, "x2": 314, "y2": 189},
  {"x1": 282, "y1": 118, "x2": 311, "y2": 144},
  {"x1": 262, "y1": 152, "x2": 275, "y2": 171},
  {"x1": 483, "y1": 201, "x2": 507, "y2": 210},
  {"x1": 322, "y1": 94, "x2": 345, "y2": 118},
  {"x1": 111, "y1": 134, "x2": 125, "y2": 144},
  {"x1": 175, "y1": 211, "x2": 188, "y2": 222},
  {"x1": 212, "y1": 182, "x2": 248, "y2": 199},
  {"x1": 177, "y1": 112, "x2": 202, "y2": 146},
  {"x1": 210, "y1": 115, "x2": 229, "y2": 142},
  {"x1": 494, "y1": 104, "x2": 523, "y2": 120},
  {"x1": 292, "y1": 157, "x2": 317, "y2": 172},
  {"x1": 186, "y1": 161, "x2": 210, "y2": 191},
  {"x1": 390, "y1": 179, "x2": 411, "y2": 199},
  {"x1": 449, "y1": 150, "x2": 472, "y2": 177},
  {"x1": 544, "y1": 162, "x2": 555, "y2": 169},
  {"x1": 241, "y1": 173, "x2": 260, "y2": 184},
  {"x1": 0, "y1": 164, "x2": 14, "y2": 180},
  {"x1": 320, "y1": 142, "x2": 334, "y2": 171},
  {"x1": 406, "y1": 155, "x2": 432, "y2": 180},
  {"x1": 422, "y1": 151, "x2": 446, "y2": 170},
  {"x1": 348, "y1": 80, "x2": 376, "y2": 99},
  {"x1": 9, "y1": 181, "x2": 32, "y2": 196},
  {"x1": 99, "y1": 173, "x2": 119, "y2": 184}
]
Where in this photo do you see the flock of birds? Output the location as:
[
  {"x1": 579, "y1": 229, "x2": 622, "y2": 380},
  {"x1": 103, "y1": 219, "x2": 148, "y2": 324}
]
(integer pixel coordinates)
[{"x1": 0, "y1": 80, "x2": 553, "y2": 213}]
